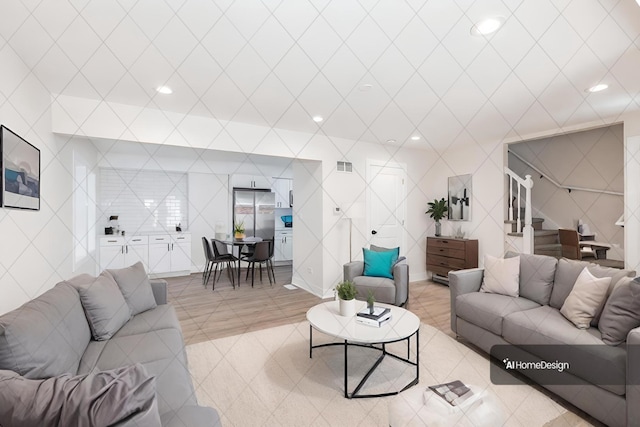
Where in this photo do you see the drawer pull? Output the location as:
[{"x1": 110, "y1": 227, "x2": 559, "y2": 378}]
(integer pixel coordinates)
[
  {"x1": 132, "y1": 239, "x2": 141, "y2": 242},
  {"x1": 108, "y1": 240, "x2": 117, "y2": 243}
]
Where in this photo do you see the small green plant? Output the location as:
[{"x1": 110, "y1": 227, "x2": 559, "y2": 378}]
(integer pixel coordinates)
[
  {"x1": 426, "y1": 198, "x2": 448, "y2": 222},
  {"x1": 234, "y1": 221, "x2": 245, "y2": 233},
  {"x1": 336, "y1": 280, "x2": 357, "y2": 301},
  {"x1": 366, "y1": 290, "x2": 375, "y2": 307}
]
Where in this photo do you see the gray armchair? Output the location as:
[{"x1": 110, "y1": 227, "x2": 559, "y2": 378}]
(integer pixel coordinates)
[{"x1": 343, "y1": 251, "x2": 409, "y2": 307}]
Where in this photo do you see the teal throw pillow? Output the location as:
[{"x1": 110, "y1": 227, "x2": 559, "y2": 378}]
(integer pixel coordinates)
[{"x1": 363, "y1": 248, "x2": 397, "y2": 279}]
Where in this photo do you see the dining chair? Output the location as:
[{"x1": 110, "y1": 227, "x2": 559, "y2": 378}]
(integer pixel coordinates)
[
  {"x1": 558, "y1": 229, "x2": 595, "y2": 260},
  {"x1": 201, "y1": 237, "x2": 216, "y2": 288},
  {"x1": 243, "y1": 241, "x2": 272, "y2": 287},
  {"x1": 212, "y1": 239, "x2": 237, "y2": 288}
]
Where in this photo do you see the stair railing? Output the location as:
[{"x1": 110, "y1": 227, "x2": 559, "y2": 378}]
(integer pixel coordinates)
[{"x1": 505, "y1": 167, "x2": 534, "y2": 254}]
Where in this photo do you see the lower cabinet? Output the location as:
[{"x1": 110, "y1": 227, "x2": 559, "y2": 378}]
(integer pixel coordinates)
[
  {"x1": 274, "y1": 230, "x2": 293, "y2": 262},
  {"x1": 148, "y1": 234, "x2": 192, "y2": 275},
  {"x1": 99, "y1": 236, "x2": 149, "y2": 271},
  {"x1": 99, "y1": 233, "x2": 191, "y2": 276}
]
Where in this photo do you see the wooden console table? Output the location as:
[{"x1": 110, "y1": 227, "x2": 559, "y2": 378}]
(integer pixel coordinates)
[{"x1": 426, "y1": 237, "x2": 478, "y2": 285}]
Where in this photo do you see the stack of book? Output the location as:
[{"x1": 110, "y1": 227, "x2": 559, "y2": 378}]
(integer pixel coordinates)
[{"x1": 355, "y1": 306, "x2": 392, "y2": 327}]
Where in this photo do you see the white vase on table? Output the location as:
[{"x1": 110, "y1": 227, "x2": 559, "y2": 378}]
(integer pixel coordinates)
[{"x1": 339, "y1": 298, "x2": 356, "y2": 317}]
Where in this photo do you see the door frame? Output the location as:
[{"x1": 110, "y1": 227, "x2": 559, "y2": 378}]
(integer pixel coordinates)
[{"x1": 366, "y1": 159, "x2": 408, "y2": 252}]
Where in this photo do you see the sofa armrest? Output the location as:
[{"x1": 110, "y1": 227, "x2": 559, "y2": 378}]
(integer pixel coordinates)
[
  {"x1": 627, "y1": 326, "x2": 640, "y2": 426},
  {"x1": 344, "y1": 261, "x2": 364, "y2": 282},
  {"x1": 150, "y1": 279, "x2": 168, "y2": 305},
  {"x1": 448, "y1": 268, "x2": 484, "y2": 334},
  {"x1": 393, "y1": 262, "x2": 409, "y2": 306}
]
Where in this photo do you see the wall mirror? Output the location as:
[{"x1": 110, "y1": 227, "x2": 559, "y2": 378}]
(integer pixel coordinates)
[{"x1": 448, "y1": 174, "x2": 472, "y2": 221}]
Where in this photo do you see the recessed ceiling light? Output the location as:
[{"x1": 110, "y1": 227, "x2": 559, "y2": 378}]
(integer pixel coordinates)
[
  {"x1": 386, "y1": 139, "x2": 397, "y2": 144},
  {"x1": 156, "y1": 85, "x2": 173, "y2": 95},
  {"x1": 359, "y1": 84, "x2": 373, "y2": 91},
  {"x1": 471, "y1": 17, "x2": 505, "y2": 36},
  {"x1": 312, "y1": 116, "x2": 323, "y2": 123},
  {"x1": 586, "y1": 83, "x2": 608, "y2": 93},
  {"x1": 410, "y1": 135, "x2": 420, "y2": 141}
]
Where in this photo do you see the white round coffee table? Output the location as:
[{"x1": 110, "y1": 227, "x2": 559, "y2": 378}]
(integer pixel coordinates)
[{"x1": 306, "y1": 300, "x2": 420, "y2": 399}]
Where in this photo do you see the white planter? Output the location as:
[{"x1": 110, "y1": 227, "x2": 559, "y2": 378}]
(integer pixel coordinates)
[{"x1": 339, "y1": 298, "x2": 356, "y2": 317}]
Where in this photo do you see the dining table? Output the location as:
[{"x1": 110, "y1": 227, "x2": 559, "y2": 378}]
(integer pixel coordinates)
[{"x1": 222, "y1": 239, "x2": 259, "y2": 286}]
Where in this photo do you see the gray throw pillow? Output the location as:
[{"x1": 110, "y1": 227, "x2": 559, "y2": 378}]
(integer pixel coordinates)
[
  {"x1": 0, "y1": 364, "x2": 160, "y2": 427},
  {"x1": 68, "y1": 272, "x2": 132, "y2": 341},
  {"x1": 599, "y1": 277, "x2": 640, "y2": 345},
  {"x1": 505, "y1": 251, "x2": 557, "y2": 305},
  {"x1": 107, "y1": 262, "x2": 157, "y2": 315}
]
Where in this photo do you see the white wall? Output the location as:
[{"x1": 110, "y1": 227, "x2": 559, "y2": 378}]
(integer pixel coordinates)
[
  {"x1": 509, "y1": 125, "x2": 624, "y2": 260},
  {"x1": 0, "y1": 52, "x2": 93, "y2": 314}
]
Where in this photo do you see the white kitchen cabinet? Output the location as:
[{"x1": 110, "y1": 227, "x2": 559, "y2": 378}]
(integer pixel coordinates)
[
  {"x1": 274, "y1": 230, "x2": 293, "y2": 262},
  {"x1": 148, "y1": 234, "x2": 192, "y2": 275},
  {"x1": 273, "y1": 178, "x2": 292, "y2": 208},
  {"x1": 232, "y1": 174, "x2": 271, "y2": 189},
  {"x1": 99, "y1": 235, "x2": 149, "y2": 271}
]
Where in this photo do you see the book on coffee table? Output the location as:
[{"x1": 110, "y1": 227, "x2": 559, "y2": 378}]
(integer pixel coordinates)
[
  {"x1": 355, "y1": 313, "x2": 392, "y2": 327},
  {"x1": 428, "y1": 380, "x2": 473, "y2": 407},
  {"x1": 357, "y1": 306, "x2": 390, "y2": 320}
]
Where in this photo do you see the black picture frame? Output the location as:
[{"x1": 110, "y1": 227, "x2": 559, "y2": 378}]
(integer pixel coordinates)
[{"x1": 1, "y1": 125, "x2": 41, "y2": 211}]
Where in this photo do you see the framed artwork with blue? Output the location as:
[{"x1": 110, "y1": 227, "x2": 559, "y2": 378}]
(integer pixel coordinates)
[{"x1": 1, "y1": 125, "x2": 40, "y2": 210}]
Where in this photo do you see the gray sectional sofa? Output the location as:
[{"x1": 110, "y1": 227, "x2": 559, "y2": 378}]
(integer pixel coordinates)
[
  {"x1": 450, "y1": 253, "x2": 639, "y2": 427},
  {"x1": 0, "y1": 263, "x2": 219, "y2": 426}
]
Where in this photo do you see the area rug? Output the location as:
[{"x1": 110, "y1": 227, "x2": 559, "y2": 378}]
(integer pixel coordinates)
[{"x1": 186, "y1": 322, "x2": 591, "y2": 426}]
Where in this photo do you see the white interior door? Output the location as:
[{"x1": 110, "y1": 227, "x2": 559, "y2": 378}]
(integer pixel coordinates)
[{"x1": 367, "y1": 162, "x2": 406, "y2": 250}]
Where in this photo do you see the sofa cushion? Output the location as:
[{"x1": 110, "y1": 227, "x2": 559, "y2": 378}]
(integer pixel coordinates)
[
  {"x1": 0, "y1": 364, "x2": 160, "y2": 427},
  {"x1": 599, "y1": 277, "x2": 640, "y2": 345},
  {"x1": 480, "y1": 254, "x2": 520, "y2": 297},
  {"x1": 67, "y1": 272, "x2": 132, "y2": 341},
  {"x1": 353, "y1": 276, "x2": 396, "y2": 304},
  {"x1": 560, "y1": 268, "x2": 611, "y2": 329},
  {"x1": 506, "y1": 251, "x2": 557, "y2": 305},
  {"x1": 456, "y1": 292, "x2": 540, "y2": 336},
  {"x1": 114, "y1": 304, "x2": 181, "y2": 338},
  {"x1": 502, "y1": 305, "x2": 626, "y2": 395},
  {"x1": 0, "y1": 282, "x2": 91, "y2": 378},
  {"x1": 550, "y1": 259, "x2": 634, "y2": 313},
  {"x1": 78, "y1": 328, "x2": 197, "y2": 415},
  {"x1": 107, "y1": 262, "x2": 157, "y2": 315}
]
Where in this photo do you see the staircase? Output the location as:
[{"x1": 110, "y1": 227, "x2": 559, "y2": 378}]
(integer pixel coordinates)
[{"x1": 506, "y1": 207, "x2": 562, "y2": 257}]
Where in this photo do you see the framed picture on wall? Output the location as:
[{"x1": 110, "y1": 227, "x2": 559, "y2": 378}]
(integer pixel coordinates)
[{"x1": 1, "y1": 125, "x2": 41, "y2": 210}]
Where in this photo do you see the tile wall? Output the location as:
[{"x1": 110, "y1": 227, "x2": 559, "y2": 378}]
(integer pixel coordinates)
[{"x1": 99, "y1": 168, "x2": 188, "y2": 234}]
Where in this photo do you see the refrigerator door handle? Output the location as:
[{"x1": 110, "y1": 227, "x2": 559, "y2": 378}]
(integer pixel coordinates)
[{"x1": 289, "y1": 189, "x2": 293, "y2": 207}]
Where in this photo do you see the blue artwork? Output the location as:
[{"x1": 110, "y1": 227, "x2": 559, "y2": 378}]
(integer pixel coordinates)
[{"x1": 1, "y1": 126, "x2": 40, "y2": 210}]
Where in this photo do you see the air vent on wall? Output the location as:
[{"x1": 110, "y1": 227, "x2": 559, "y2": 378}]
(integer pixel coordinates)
[{"x1": 337, "y1": 161, "x2": 352, "y2": 173}]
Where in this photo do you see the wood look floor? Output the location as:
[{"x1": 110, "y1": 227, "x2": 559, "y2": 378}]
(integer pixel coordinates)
[{"x1": 165, "y1": 265, "x2": 452, "y2": 346}]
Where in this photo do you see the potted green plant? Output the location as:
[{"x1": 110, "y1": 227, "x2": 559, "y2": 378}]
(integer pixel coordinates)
[
  {"x1": 426, "y1": 198, "x2": 448, "y2": 237},
  {"x1": 336, "y1": 280, "x2": 357, "y2": 317},
  {"x1": 234, "y1": 221, "x2": 245, "y2": 239}
]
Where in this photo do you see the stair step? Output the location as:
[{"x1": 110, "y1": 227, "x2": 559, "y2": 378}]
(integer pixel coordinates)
[
  {"x1": 505, "y1": 217, "x2": 545, "y2": 233},
  {"x1": 504, "y1": 218, "x2": 544, "y2": 224},
  {"x1": 535, "y1": 243, "x2": 562, "y2": 257},
  {"x1": 507, "y1": 229, "x2": 558, "y2": 238}
]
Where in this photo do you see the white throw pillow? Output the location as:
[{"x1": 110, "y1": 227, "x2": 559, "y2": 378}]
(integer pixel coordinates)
[
  {"x1": 480, "y1": 254, "x2": 520, "y2": 297},
  {"x1": 560, "y1": 267, "x2": 611, "y2": 329}
]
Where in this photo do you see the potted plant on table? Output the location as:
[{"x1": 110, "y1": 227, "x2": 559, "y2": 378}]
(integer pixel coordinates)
[
  {"x1": 426, "y1": 198, "x2": 448, "y2": 237},
  {"x1": 234, "y1": 221, "x2": 245, "y2": 239},
  {"x1": 336, "y1": 280, "x2": 357, "y2": 317}
]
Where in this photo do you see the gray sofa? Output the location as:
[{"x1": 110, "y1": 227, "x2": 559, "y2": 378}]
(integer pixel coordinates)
[
  {"x1": 450, "y1": 253, "x2": 639, "y2": 427},
  {"x1": 0, "y1": 266, "x2": 219, "y2": 426}
]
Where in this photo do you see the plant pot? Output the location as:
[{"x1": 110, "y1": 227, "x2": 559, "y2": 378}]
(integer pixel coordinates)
[
  {"x1": 368, "y1": 301, "x2": 375, "y2": 314},
  {"x1": 435, "y1": 221, "x2": 442, "y2": 237},
  {"x1": 234, "y1": 232, "x2": 245, "y2": 239},
  {"x1": 339, "y1": 298, "x2": 356, "y2": 317}
]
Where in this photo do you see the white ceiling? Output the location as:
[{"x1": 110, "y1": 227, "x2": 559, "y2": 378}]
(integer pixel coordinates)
[{"x1": 3, "y1": 0, "x2": 640, "y2": 150}]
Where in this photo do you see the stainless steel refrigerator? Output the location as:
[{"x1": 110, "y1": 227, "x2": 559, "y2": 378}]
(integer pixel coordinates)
[{"x1": 233, "y1": 189, "x2": 275, "y2": 240}]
